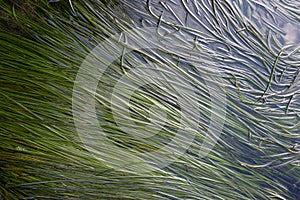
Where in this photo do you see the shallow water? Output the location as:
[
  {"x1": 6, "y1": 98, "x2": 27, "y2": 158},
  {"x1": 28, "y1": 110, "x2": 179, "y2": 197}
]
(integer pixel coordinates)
[{"x1": 102, "y1": 0, "x2": 300, "y2": 198}]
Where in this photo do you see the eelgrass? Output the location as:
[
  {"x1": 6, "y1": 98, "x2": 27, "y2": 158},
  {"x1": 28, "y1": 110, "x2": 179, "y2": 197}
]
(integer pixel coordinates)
[{"x1": 0, "y1": 0, "x2": 299, "y2": 199}]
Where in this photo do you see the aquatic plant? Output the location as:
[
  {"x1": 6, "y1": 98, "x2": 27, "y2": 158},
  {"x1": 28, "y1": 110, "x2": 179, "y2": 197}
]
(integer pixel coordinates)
[{"x1": 0, "y1": 0, "x2": 299, "y2": 199}]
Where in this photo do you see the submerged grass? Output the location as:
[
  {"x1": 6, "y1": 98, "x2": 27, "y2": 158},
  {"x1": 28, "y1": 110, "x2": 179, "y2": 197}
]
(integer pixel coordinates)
[{"x1": 0, "y1": 0, "x2": 299, "y2": 199}]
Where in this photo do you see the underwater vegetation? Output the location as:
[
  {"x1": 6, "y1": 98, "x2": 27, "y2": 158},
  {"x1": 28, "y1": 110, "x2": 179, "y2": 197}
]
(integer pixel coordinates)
[{"x1": 0, "y1": 0, "x2": 299, "y2": 199}]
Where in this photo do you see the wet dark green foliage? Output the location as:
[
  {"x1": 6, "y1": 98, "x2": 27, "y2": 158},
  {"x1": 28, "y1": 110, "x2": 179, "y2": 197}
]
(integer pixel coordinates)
[{"x1": 0, "y1": 0, "x2": 299, "y2": 199}]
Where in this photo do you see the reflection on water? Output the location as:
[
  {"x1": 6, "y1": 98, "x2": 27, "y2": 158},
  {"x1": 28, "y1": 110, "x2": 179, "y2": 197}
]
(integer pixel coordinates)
[
  {"x1": 113, "y1": 0, "x2": 300, "y2": 198},
  {"x1": 282, "y1": 23, "x2": 300, "y2": 45}
]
